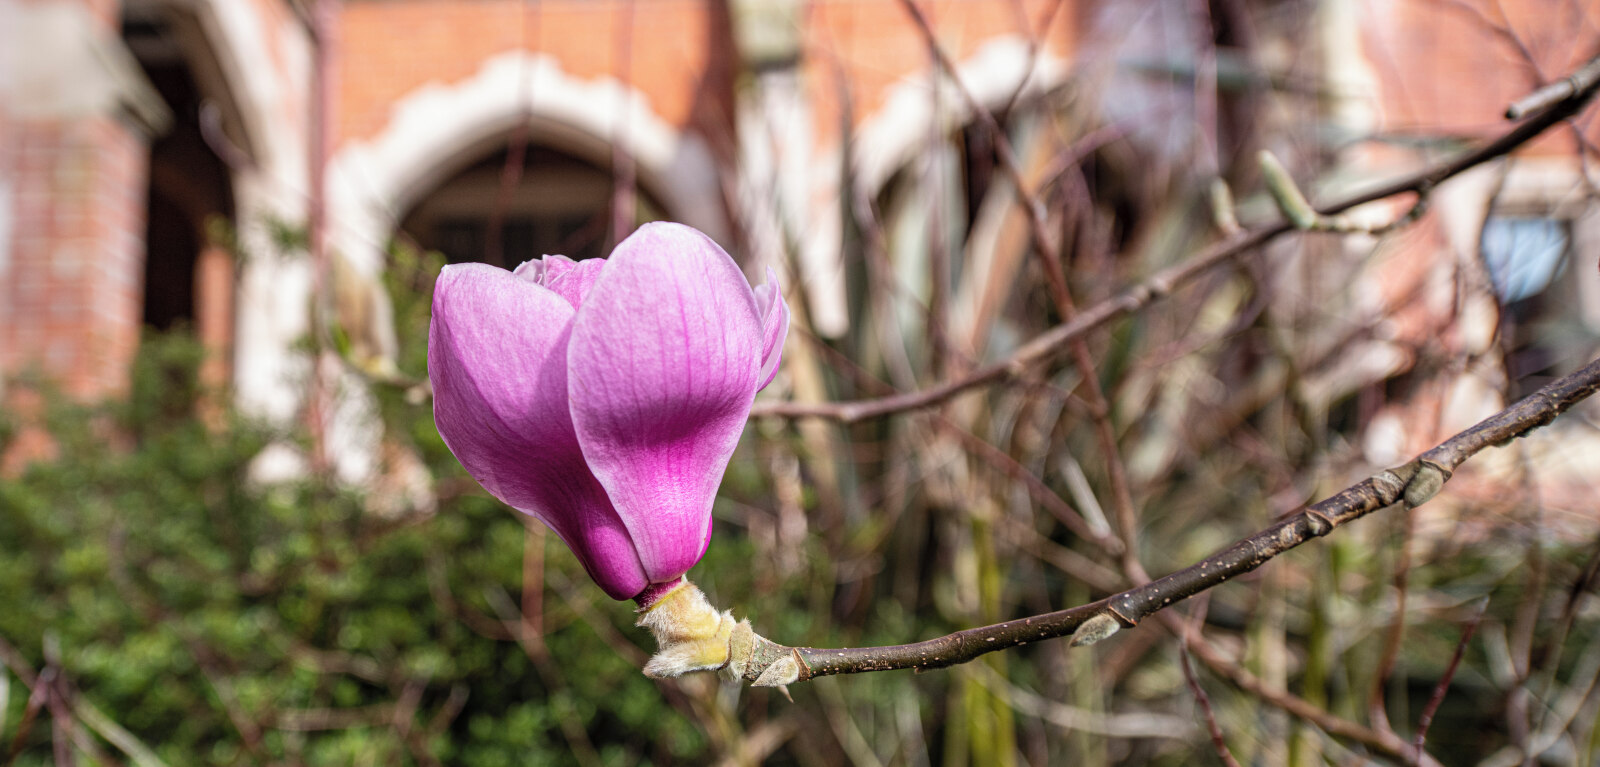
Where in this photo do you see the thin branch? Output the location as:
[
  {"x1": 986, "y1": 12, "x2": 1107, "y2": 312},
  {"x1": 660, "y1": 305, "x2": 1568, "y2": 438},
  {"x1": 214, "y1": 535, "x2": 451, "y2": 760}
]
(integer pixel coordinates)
[
  {"x1": 1507, "y1": 51, "x2": 1600, "y2": 119},
  {"x1": 485, "y1": 585, "x2": 605, "y2": 767},
  {"x1": 1173, "y1": 613, "x2": 1438, "y2": 766},
  {"x1": 609, "y1": 0, "x2": 638, "y2": 249},
  {"x1": 969, "y1": 661, "x2": 1192, "y2": 739},
  {"x1": 1413, "y1": 598, "x2": 1490, "y2": 757},
  {"x1": 1423, "y1": 0, "x2": 1600, "y2": 180},
  {"x1": 896, "y1": 0, "x2": 1150, "y2": 579},
  {"x1": 738, "y1": 355, "x2": 1600, "y2": 685},
  {"x1": 750, "y1": 224, "x2": 1271, "y2": 423},
  {"x1": 1175, "y1": 595, "x2": 1242, "y2": 767},
  {"x1": 934, "y1": 413, "x2": 1125, "y2": 553},
  {"x1": 751, "y1": 53, "x2": 1600, "y2": 424},
  {"x1": 2, "y1": 667, "x2": 49, "y2": 767},
  {"x1": 1179, "y1": 641, "x2": 1242, "y2": 767},
  {"x1": 1368, "y1": 500, "x2": 1415, "y2": 738}
]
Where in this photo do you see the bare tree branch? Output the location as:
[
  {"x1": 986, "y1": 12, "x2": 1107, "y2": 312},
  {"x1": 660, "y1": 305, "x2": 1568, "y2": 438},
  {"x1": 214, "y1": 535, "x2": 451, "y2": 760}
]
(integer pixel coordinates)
[
  {"x1": 739, "y1": 354, "x2": 1600, "y2": 691},
  {"x1": 1413, "y1": 598, "x2": 1490, "y2": 758}
]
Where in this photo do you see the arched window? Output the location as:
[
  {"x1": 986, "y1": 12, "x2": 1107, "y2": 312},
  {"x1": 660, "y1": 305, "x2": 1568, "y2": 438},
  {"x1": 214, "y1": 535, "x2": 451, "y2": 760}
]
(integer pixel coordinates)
[{"x1": 397, "y1": 139, "x2": 664, "y2": 267}]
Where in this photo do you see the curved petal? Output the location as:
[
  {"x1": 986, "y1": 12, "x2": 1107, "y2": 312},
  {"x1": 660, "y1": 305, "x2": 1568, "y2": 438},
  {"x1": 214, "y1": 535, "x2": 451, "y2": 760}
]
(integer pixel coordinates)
[
  {"x1": 512, "y1": 254, "x2": 576, "y2": 284},
  {"x1": 567, "y1": 222, "x2": 763, "y2": 584},
  {"x1": 752, "y1": 267, "x2": 791, "y2": 392},
  {"x1": 544, "y1": 258, "x2": 607, "y2": 311},
  {"x1": 429, "y1": 263, "x2": 648, "y2": 599},
  {"x1": 513, "y1": 255, "x2": 606, "y2": 310}
]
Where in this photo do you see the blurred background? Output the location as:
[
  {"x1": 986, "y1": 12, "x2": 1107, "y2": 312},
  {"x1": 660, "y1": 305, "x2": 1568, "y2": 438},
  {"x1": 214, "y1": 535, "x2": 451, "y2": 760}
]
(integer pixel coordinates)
[{"x1": 3, "y1": 0, "x2": 1600, "y2": 764}]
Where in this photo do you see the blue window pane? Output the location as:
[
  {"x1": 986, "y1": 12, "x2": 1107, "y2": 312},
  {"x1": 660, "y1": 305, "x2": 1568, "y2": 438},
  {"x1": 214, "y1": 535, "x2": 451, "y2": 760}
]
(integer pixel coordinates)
[{"x1": 1481, "y1": 217, "x2": 1570, "y2": 302}]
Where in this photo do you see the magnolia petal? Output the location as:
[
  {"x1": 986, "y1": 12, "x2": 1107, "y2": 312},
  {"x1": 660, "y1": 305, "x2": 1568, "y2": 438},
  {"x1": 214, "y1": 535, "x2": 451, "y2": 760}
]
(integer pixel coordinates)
[
  {"x1": 429, "y1": 263, "x2": 648, "y2": 599},
  {"x1": 544, "y1": 258, "x2": 607, "y2": 311},
  {"x1": 753, "y1": 267, "x2": 791, "y2": 392},
  {"x1": 511, "y1": 255, "x2": 608, "y2": 311},
  {"x1": 567, "y1": 222, "x2": 763, "y2": 584},
  {"x1": 513, "y1": 254, "x2": 576, "y2": 284}
]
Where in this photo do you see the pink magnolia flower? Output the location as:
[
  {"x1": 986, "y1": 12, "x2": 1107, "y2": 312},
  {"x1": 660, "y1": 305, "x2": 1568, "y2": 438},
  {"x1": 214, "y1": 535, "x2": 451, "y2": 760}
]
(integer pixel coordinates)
[{"x1": 428, "y1": 223, "x2": 789, "y2": 601}]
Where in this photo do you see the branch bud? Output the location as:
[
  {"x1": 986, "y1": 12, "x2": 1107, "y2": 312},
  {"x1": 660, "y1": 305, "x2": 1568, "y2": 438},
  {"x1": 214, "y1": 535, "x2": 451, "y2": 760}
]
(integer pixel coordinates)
[
  {"x1": 1070, "y1": 613, "x2": 1122, "y2": 647},
  {"x1": 1403, "y1": 460, "x2": 1451, "y2": 509},
  {"x1": 1259, "y1": 150, "x2": 1318, "y2": 230},
  {"x1": 1209, "y1": 178, "x2": 1242, "y2": 236}
]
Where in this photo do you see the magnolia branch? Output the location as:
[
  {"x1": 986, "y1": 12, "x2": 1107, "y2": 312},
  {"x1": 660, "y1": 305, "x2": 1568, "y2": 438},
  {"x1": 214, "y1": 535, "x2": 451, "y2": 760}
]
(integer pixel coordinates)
[
  {"x1": 641, "y1": 355, "x2": 1600, "y2": 716},
  {"x1": 726, "y1": 354, "x2": 1600, "y2": 686},
  {"x1": 623, "y1": 31, "x2": 1600, "y2": 767},
  {"x1": 621, "y1": 45, "x2": 1600, "y2": 766},
  {"x1": 751, "y1": 52, "x2": 1600, "y2": 424}
]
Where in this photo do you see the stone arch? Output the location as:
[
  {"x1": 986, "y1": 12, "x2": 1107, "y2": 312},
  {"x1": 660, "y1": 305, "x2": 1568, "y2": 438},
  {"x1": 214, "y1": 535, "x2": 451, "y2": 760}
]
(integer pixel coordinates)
[
  {"x1": 328, "y1": 50, "x2": 726, "y2": 277},
  {"x1": 799, "y1": 36, "x2": 1072, "y2": 337},
  {"x1": 851, "y1": 37, "x2": 1071, "y2": 194}
]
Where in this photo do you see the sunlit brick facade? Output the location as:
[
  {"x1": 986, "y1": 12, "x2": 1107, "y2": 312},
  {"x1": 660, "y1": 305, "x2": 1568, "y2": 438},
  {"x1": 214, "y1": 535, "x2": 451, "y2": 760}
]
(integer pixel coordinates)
[{"x1": 3, "y1": 0, "x2": 1598, "y2": 485}]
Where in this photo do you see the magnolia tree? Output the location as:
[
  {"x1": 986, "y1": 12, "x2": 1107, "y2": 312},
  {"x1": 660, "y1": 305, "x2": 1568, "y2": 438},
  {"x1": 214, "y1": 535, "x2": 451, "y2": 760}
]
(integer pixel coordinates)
[
  {"x1": 10, "y1": 4, "x2": 1600, "y2": 766},
  {"x1": 428, "y1": 21, "x2": 1600, "y2": 767}
]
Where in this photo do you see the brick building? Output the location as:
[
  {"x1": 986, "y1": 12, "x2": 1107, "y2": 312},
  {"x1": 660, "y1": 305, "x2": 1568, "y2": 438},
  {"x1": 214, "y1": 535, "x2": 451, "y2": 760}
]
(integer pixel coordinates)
[{"x1": 3, "y1": 0, "x2": 1598, "y2": 492}]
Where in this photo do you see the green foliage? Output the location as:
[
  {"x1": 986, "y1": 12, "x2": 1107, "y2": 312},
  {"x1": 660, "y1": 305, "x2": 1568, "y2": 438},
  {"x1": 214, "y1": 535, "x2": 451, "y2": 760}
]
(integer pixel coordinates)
[
  {"x1": 0, "y1": 240, "x2": 999, "y2": 765},
  {"x1": 0, "y1": 325, "x2": 710, "y2": 765}
]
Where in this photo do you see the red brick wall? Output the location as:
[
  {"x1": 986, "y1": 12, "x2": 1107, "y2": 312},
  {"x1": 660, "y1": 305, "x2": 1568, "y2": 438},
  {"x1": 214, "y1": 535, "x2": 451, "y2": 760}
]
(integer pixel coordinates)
[
  {"x1": 2, "y1": 116, "x2": 149, "y2": 399},
  {"x1": 335, "y1": 0, "x2": 1075, "y2": 152},
  {"x1": 1367, "y1": 0, "x2": 1600, "y2": 152},
  {"x1": 805, "y1": 0, "x2": 1075, "y2": 149},
  {"x1": 338, "y1": 0, "x2": 720, "y2": 145}
]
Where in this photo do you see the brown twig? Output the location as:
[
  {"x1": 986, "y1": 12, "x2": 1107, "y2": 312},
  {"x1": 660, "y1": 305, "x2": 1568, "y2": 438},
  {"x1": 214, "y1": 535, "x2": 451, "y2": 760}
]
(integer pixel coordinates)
[
  {"x1": 1174, "y1": 595, "x2": 1242, "y2": 766},
  {"x1": 1179, "y1": 637, "x2": 1242, "y2": 767},
  {"x1": 996, "y1": 0, "x2": 1067, "y2": 118},
  {"x1": 1559, "y1": 531, "x2": 1600, "y2": 637},
  {"x1": 1507, "y1": 50, "x2": 1600, "y2": 119},
  {"x1": 1412, "y1": 598, "x2": 1490, "y2": 759},
  {"x1": 483, "y1": 0, "x2": 540, "y2": 268},
  {"x1": 933, "y1": 413, "x2": 1124, "y2": 554},
  {"x1": 2, "y1": 667, "x2": 49, "y2": 767},
  {"x1": 609, "y1": 0, "x2": 638, "y2": 249},
  {"x1": 1173, "y1": 614, "x2": 1438, "y2": 765},
  {"x1": 736, "y1": 355, "x2": 1600, "y2": 689},
  {"x1": 1369, "y1": 500, "x2": 1415, "y2": 738},
  {"x1": 896, "y1": 0, "x2": 1154, "y2": 581},
  {"x1": 1425, "y1": 0, "x2": 1600, "y2": 185},
  {"x1": 784, "y1": 300, "x2": 1116, "y2": 550},
  {"x1": 484, "y1": 585, "x2": 605, "y2": 767},
  {"x1": 185, "y1": 639, "x2": 267, "y2": 758}
]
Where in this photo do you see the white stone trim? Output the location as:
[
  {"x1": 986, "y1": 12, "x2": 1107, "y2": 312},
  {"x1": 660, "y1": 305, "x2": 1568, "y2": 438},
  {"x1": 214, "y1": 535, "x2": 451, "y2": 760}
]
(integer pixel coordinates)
[
  {"x1": 853, "y1": 38, "x2": 1069, "y2": 192},
  {"x1": 327, "y1": 50, "x2": 726, "y2": 278},
  {"x1": 0, "y1": 0, "x2": 171, "y2": 132},
  {"x1": 799, "y1": 36, "x2": 1070, "y2": 336},
  {"x1": 173, "y1": 0, "x2": 315, "y2": 427}
]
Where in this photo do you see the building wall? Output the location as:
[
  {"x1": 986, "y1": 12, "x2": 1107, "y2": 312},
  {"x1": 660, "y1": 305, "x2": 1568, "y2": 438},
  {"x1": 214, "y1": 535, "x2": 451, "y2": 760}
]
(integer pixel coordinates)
[
  {"x1": 1363, "y1": 0, "x2": 1600, "y2": 152},
  {"x1": 4, "y1": 0, "x2": 1599, "y2": 484},
  {"x1": 3, "y1": 116, "x2": 149, "y2": 399},
  {"x1": 338, "y1": 0, "x2": 721, "y2": 146},
  {"x1": 0, "y1": 0, "x2": 312, "y2": 470},
  {"x1": 334, "y1": 0, "x2": 1072, "y2": 150},
  {"x1": 327, "y1": 0, "x2": 1075, "y2": 337},
  {"x1": 1340, "y1": 0, "x2": 1600, "y2": 516}
]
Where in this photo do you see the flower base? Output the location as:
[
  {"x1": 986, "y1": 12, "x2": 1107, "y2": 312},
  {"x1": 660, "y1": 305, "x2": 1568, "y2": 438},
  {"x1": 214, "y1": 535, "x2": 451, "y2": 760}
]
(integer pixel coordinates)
[{"x1": 635, "y1": 579, "x2": 801, "y2": 688}]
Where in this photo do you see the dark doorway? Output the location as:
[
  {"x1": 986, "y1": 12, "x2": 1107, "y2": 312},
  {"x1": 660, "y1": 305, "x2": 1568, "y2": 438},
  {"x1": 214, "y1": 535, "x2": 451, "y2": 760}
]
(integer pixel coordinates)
[{"x1": 123, "y1": 12, "x2": 236, "y2": 332}]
